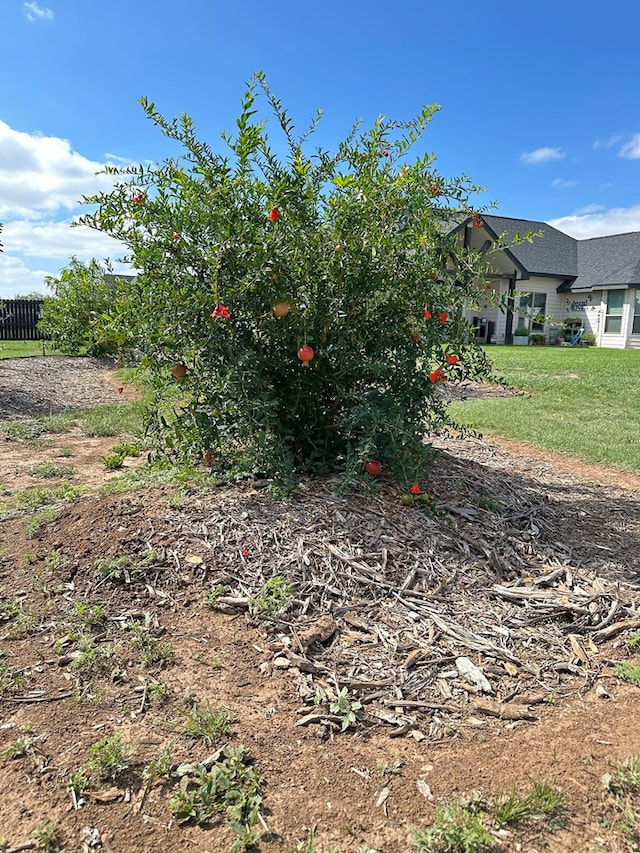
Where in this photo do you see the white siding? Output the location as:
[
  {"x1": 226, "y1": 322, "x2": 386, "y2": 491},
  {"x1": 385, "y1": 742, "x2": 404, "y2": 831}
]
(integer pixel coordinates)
[
  {"x1": 562, "y1": 292, "x2": 601, "y2": 338},
  {"x1": 596, "y1": 288, "x2": 637, "y2": 348}
]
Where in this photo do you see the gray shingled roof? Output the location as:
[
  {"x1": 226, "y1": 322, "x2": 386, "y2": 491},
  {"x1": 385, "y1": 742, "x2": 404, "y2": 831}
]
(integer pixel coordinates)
[
  {"x1": 570, "y1": 231, "x2": 640, "y2": 290},
  {"x1": 481, "y1": 215, "x2": 578, "y2": 278}
]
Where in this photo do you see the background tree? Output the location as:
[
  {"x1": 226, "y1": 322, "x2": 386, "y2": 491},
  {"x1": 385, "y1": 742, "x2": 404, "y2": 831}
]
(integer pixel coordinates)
[
  {"x1": 39, "y1": 257, "x2": 132, "y2": 356},
  {"x1": 80, "y1": 73, "x2": 497, "y2": 485}
]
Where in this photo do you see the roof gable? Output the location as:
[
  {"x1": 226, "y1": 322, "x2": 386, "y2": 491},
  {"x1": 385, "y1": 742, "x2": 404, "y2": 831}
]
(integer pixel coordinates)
[{"x1": 480, "y1": 215, "x2": 578, "y2": 278}]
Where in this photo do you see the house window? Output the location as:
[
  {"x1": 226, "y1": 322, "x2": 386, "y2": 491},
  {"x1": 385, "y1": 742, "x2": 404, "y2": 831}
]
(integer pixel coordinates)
[
  {"x1": 604, "y1": 290, "x2": 625, "y2": 334},
  {"x1": 518, "y1": 292, "x2": 547, "y2": 331},
  {"x1": 633, "y1": 290, "x2": 640, "y2": 335}
]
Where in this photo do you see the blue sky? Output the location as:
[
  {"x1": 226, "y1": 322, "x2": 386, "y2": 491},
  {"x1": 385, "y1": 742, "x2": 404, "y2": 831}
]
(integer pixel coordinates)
[{"x1": 1, "y1": 0, "x2": 640, "y2": 298}]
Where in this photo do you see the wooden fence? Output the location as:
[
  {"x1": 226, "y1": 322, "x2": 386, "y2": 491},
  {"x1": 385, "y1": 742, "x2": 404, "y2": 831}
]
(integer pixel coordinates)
[{"x1": 0, "y1": 299, "x2": 47, "y2": 340}]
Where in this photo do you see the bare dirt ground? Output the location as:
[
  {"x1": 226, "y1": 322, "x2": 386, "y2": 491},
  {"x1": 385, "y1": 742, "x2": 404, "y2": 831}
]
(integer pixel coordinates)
[{"x1": 1, "y1": 357, "x2": 639, "y2": 853}]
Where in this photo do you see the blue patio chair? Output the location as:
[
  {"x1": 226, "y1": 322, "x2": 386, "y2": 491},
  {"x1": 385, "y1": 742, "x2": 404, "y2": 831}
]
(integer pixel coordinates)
[{"x1": 568, "y1": 327, "x2": 585, "y2": 346}]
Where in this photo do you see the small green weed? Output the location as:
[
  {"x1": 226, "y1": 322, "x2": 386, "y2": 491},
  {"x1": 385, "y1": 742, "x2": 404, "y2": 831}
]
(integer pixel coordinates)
[
  {"x1": 613, "y1": 660, "x2": 640, "y2": 686},
  {"x1": 57, "y1": 632, "x2": 118, "y2": 677},
  {"x1": 0, "y1": 599, "x2": 36, "y2": 637},
  {"x1": 95, "y1": 549, "x2": 157, "y2": 582},
  {"x1": 95, "y1": 555, "x2": 133, "y2": 580},
  {"x1": 295, "y1": 825, "x2": 318, "y2": 853},
  {"x1": 0, "y1": 597, "x2": 24, "y2": 622},
  {"x1": 330, "y1": 687, "x2": 363, "y2": 732},
  {"x1": 475, "y1": 494, "x2": 500, "y2": 512},
  {"x1": 0, "y1": 730, "x2": 40, "y2": 761},
  {"x1": 71, "y1": 601, "x2": 107, "y2": 630},
  {"x1": 626, "y1": 632, "x2": 640, "y2": 649},
  {"x1": 621, "y1": 809, "x2": 640, "y2": 844},
  {"x1": 412, "y1": 783, "x2": 565, "y2": 852},
  {"x1": 179, "y1": 701, "x2": 234, "y2": 745},
  {"x1": 603, "y1": 756, "x2": 640, "y2": 797},
  {"x1": 129, "y1": 622, "x2": 175, "y2": 668},
  {"x1": 143, "y1": 738, "x2": 177, "y2": 784},
  {"x1": 57, "y1": 447, "x2": 75, "y2": 458},
  {"x1": 0, "y1": 660, "x2": 27, "y2": 694},
  {"x1": 67, "y1": 634, "x2": 101, "y2": 673},
  {"x1": 24, "y1": 507, "x2": 60, "y2": 539},
  {"x1": 29, "y1": 820, "x2": 65, "y2": 853},
  {"x1": 378, "y1": 760, "x2": 403, "y2": 777},
  {"x1": 111, "y1": 441, "x2": 141, "y2": 457},
  {"x1": 30, "y1": 461, "x2": 76, "y2": 480},
  {"x1": 249, "y1": 575, "x2": 293, "y2": 616},
  {"x1": 206, "y1": 583, "x2": 230, "y2": 606},
  {"x1": 169, "y1": 745, "x2": 262, "y2": 850},
  {"x1": 603, "y1": 756, "x2": 640, "y2": 846},
  {"x1": 494, "y1": 781, "x2": 565, "y2": 826},
  {"x1": 144, "y1": 679, "x2": 169, "y2": 707},
  {"x1": 412, "y1": 802, "x2": 494, "y2": 852},
  {"x1": 85, "y1": 731, "x2": 131, "y2": 783},
  {"x1": 294, "y1": 827, "x2": 341, "y2": 853},
  {"x1": 67, "y1": 767, "x2": 90, "y2": 798},
  {"x1": 101, "y1": 452, "x2": 124, "y2": 470},
  {"x1": 44, "y1": 549, "x2": 64, "y2": 570}
]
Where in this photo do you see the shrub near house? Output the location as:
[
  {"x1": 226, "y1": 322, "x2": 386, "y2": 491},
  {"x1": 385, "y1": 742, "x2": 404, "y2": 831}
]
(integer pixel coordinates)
[{"x1": 78, "y1": 73, "x2": 499, "y2": 485}]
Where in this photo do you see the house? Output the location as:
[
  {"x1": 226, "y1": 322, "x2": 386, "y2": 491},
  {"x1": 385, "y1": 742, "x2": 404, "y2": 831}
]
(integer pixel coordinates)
[{"x1": 455, "y1": 215, "x2": 640, "y2": 348}]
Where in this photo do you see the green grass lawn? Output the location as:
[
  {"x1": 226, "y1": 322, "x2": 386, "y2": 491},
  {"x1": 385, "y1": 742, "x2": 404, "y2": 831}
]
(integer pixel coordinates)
[
  {"x1": 449, "y1": 346, "x2": 640, "y2": 475},
  {"x1": 0, "y1": 340, "x2": 55, "y2": 358}
]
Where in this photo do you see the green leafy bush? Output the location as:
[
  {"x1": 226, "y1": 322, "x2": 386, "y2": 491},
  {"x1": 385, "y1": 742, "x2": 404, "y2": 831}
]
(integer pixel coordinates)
[
  {"x1": 80, "y1": 73, "x2": 496, "y2": 484},
  {"x1": 39, "y1": 257, "x2": 132, "y2": 356}
]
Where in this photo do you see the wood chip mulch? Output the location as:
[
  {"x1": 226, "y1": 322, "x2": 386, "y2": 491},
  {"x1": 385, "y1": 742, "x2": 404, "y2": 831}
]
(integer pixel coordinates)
[{"x1": 126, "y1": 434, "x2": 640, "y2": 737}]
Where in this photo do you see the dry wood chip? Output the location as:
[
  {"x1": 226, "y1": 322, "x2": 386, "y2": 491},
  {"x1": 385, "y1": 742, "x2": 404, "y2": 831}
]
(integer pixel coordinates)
[
  {"x1": 473, "y1": 698, "x2": 537, "y2": 721},
  {"x1": 297, "y1": 615, "x2": 338, "y2": 649},
  {"x1": 416, "y1": 779, "x2": 434, "y2": 800},
  {"x1": 455, "y1": 656, "x2": 493, "y2": 693},
  {"x1": 376, "y1": 786, "x2": 390, "y2": 807},
  {"x1": 84, "y1": 787, "x2": 122, "y2": 803}
]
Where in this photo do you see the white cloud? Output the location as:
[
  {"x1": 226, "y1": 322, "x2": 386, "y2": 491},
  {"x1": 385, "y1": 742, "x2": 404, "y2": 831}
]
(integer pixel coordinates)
[
  {"x1": 592, "y1": 134, "x2": 622, "y2": 151},
  {"x1": 0, "y1": 221, "x2": 131, "y2": 299},
  {"x1": 104, "y1": 153, "x2": 140, "y2": 167},
  {"x1": 520, "y1": 147, "x2": 565, "y2": 165},
  {"x1": 0, "y1": 120, "x2": 117, "y2": 219},
  {"x1": 0, "y1": 120, "x2": 135, "y2": 298},
  {"x1": 619, "y1": 133, "x2": 640, "y2": 159},
  {"x1": 23, "y1": 1, "x2": 53, "y2": 22},
  {"x1": 3, "y1": 219, "x2": 128, "y2": 263},
  {"x1": 551, "y1": 178, "x2": 577, "y2": 189},
  {"x1": 572, "y1": 204, "x2": 605, "y2": 215},
  {"x1": 0, "y1": 254, "x2": 51, "y2": 300},
  {"x1": 548, "y1": 205, "x2": 640, "y2": 239}
]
